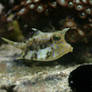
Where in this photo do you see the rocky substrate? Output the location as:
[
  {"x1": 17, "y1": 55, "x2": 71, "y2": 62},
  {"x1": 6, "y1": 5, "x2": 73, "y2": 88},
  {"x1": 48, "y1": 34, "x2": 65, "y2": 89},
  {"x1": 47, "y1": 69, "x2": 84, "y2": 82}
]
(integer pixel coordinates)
[{"x1": 0, "y1": 44, "x2": 91, "y2": 92}]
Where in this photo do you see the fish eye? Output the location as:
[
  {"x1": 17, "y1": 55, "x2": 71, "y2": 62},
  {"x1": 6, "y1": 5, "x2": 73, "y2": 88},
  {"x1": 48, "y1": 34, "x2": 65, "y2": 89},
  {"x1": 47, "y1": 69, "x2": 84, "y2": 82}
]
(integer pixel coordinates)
[{"x1": 53, "y1": 35, "x2": 61, "y2": 41}]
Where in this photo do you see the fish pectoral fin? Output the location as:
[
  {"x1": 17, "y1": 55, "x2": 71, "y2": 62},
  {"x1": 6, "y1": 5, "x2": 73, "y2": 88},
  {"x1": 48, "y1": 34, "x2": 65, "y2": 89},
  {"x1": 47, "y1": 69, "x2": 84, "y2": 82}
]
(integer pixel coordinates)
[{"x1": 16, "y1": 51, "x2": 25, "y2": 60}]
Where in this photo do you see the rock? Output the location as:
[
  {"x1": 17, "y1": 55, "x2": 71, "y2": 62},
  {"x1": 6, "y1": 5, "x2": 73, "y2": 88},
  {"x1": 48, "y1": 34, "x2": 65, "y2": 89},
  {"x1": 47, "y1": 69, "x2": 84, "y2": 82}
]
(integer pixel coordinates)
[
  {"x1": 69, "y1": 64, "x2": 92, "y2": 92},
  {"x1": 0, "y1": 44, "x2": 73, "y2": 92},
  {"x1": 0, "y1": 44, "x2": 91, "y2": 92},
  {"x1": 0, "y1": 89, "x2": 7, "y2": 92}
]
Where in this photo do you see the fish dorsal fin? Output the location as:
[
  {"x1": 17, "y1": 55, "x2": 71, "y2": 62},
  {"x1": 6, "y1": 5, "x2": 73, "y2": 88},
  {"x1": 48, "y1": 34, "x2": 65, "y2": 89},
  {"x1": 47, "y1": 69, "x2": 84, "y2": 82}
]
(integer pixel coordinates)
[
  {"x1": 32, "y1": 28, "x2": 43, "y2": 36},
  {"x1": 33, "y1": 31, "x2": 43, "y2": 36}
]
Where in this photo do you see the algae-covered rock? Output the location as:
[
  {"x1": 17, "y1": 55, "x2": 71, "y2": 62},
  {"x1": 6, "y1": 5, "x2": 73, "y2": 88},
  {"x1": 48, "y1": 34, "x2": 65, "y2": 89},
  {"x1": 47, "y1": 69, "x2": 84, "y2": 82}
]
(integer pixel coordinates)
[
  {"x1": 0, "y1": 39, "x2": 92, "y2": 92},
  {"x1": 0, "y1": 44, "x2": 73, "y2": 92}
]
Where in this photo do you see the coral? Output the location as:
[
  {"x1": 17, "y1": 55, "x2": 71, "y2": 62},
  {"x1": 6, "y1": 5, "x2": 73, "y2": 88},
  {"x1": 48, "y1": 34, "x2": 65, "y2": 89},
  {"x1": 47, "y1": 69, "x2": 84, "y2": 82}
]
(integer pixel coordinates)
[
  {"x1": 57, "y1": 0, "x2": 92, "y2": 19},
  {"x1": 0, "y1": 0, "x2": 92, "y2": 43},
  {"x1": 10, "y1": 0, "x2": 92, "y2": 20}
]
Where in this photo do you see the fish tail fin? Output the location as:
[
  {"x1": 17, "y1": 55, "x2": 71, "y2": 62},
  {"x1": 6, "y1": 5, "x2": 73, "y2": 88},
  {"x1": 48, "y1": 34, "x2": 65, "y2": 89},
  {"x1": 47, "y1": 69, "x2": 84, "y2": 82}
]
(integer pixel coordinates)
[
  {"x1": 2, "y1": 37, "x2": 26, "y2": 49},
  {"x1": 2, "y1": 37, "x2": 16, "y2": 45}
]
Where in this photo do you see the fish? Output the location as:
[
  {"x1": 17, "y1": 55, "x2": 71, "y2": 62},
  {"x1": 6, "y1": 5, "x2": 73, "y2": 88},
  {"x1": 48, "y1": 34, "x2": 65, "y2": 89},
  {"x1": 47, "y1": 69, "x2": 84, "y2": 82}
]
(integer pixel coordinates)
[{"x1": 2, "y1": 28, "x2": 73, "y2": 62}]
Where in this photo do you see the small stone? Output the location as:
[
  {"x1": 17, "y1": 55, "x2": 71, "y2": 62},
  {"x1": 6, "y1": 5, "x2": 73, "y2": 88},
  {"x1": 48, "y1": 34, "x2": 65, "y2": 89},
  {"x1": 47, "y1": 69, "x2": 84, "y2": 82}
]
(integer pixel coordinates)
[
  {"x1": 69, "y1": 64, "x2": 92, "y2": 92},
  {"x1": 0, "y1": 89, "x2": 7, "y2": 92}
]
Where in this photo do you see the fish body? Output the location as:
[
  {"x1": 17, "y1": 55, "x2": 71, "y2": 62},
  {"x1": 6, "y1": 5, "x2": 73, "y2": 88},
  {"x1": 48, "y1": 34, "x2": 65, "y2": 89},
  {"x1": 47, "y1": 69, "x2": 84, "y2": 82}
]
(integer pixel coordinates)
[{"x1": 2, "y1": 28, "x2": 73, "y2": 62}]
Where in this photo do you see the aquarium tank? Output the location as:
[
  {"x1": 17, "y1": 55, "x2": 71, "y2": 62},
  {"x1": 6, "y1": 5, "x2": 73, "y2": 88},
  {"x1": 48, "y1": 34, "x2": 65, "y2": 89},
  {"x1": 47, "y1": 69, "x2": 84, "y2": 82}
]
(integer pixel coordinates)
[{"x1": 0, "y1": 0, "x2": 92, "y2": 92}]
